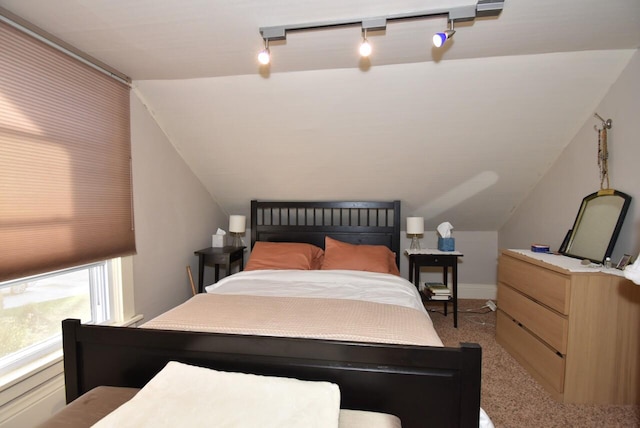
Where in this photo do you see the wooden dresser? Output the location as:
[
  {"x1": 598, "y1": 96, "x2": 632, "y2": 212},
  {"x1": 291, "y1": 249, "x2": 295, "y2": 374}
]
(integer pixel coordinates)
[{"x1": 496, "y1": 249, "x2": 640, "y2": 404}]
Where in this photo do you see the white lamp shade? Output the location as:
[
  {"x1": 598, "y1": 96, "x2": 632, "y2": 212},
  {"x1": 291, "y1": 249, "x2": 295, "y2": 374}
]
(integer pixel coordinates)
[
  {"x1": 406, "y1": 217, "x2": 424, "y2": 235},
  {"x1": 229, "y1": 215, "x2": 246, "y2": 233}
]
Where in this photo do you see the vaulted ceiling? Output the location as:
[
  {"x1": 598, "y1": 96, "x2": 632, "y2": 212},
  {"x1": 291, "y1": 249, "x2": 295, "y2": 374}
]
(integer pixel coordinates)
[{"x1": 1, "y1": 0, "x2": 639, "y2": 229}]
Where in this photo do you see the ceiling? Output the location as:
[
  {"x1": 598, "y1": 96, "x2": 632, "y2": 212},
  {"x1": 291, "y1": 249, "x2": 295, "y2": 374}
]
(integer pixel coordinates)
[{"x1": 1, "y1": 0, "x2": 639, "y2": 230}]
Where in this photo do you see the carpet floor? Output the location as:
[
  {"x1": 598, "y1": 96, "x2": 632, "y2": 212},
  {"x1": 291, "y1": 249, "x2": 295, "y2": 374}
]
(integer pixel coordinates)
[{"x1": 426, "y1": 299, "x2": 640, "y2": 428}]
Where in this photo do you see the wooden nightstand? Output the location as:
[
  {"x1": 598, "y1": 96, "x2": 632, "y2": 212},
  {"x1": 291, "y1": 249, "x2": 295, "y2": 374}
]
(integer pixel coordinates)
[
  {"x1": 194, "y1": 246, "x2": 245, "y2": 293},
  {"x1": 406, "y1": 249, "x2": 463, "y2": 328}
]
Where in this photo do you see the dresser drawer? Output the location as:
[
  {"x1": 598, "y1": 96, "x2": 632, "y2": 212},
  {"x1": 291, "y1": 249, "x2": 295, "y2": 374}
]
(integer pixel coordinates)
[
  {"x1": 496, "y1": 310, "x2": 565, "y2": 394},
  {"x1": 498, "y1": 283, "x2": 568, "y2": 354},
  {"x1": 499, "y1": 254, "x2": 570, "y2": 314}
]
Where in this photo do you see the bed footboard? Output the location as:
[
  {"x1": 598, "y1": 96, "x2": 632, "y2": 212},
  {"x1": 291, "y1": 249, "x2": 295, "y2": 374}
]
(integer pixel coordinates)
[{"x1": 62, "y1": 319, "x2": 481, "y2": 428}]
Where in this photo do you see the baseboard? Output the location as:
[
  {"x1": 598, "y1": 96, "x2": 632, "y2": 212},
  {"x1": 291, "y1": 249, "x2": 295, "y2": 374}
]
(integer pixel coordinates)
[{"x1": 458, "y1": 283, "x2": 497, "y2": 300}]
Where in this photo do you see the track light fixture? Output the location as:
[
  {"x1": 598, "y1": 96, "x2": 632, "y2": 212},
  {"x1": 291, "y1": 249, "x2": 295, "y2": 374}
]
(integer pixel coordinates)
[
  {"x1": 257, "y1": 0, "x2": 504, "y2": 65},
  {"x1": 433, "y1": 20, "x2": 456, "y2": 48},
  {"x1": 359, "y1": 28, "x2": 372, "y2": 57},
  {"x1": 257, "y1": 39, "x2": 270, "y2": 65}
]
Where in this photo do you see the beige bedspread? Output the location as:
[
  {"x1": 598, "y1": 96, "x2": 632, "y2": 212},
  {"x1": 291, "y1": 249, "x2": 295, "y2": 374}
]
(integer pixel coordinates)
[{"x1": 143, "y1": 293, "x2": 443, "y2": 347}]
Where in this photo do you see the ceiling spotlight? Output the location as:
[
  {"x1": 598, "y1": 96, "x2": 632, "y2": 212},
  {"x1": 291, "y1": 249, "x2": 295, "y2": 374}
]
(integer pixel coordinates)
[
  {"x1": 433, "y1": 20, "x2": 455, "y2": 48},
  {"x1": 359, "y1": 29, "x2": 372, "y2": 57},
  {"x1": 258, "y1": 39, "x2": 270, "y2": 65}
]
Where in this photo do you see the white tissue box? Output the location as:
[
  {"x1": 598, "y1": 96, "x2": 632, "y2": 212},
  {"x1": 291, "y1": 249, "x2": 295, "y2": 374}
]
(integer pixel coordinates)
[{"x1": 212, "y1": 235, "x2": 226, "y2": 248}]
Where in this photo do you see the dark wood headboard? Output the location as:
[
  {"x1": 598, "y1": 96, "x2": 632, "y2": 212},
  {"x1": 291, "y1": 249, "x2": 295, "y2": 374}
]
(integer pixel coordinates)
[{"x1": 251, "y1": 200, "x2": 401, "y2": 266}]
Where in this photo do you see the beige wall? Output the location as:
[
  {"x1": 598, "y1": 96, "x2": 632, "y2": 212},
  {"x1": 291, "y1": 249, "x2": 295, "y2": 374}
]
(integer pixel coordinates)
[
  {"x1": 130, "y1": 91, "x2": 227, "y2": 320},
  {"x1": 499, "y1": 49, "x2": 640, "y2": 261}
]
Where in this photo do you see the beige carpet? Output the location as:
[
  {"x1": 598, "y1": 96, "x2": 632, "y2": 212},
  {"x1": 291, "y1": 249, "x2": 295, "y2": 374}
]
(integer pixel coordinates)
[{"x1": 426, "y1": 299, "x2": 640, "y2": 428}]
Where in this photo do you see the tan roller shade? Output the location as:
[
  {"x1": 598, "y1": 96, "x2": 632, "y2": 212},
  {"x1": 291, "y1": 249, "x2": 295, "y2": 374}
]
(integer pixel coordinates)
[{"x1": 0, "y1": 21, "x2": 135, "y2": 282}]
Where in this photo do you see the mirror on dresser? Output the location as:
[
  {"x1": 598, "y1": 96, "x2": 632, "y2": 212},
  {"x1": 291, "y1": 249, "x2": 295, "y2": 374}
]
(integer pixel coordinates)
[{"x1": 560, "y1": 189, "x2": 631, "y2": 263}]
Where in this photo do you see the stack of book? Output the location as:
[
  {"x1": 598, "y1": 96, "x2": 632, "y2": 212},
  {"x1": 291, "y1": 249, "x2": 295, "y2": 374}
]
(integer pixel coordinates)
[{"x1": 424, "y1": 282, "x2": 452, "y2": 300}]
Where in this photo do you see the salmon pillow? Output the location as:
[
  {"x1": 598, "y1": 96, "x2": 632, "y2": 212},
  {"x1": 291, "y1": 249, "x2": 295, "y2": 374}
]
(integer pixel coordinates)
[
  {"x1": 245, "y1": 242, "x2": 324, "y2": 271},
  {"x1": 321, "y1": 237, "x2": 400, "y2": 275}
]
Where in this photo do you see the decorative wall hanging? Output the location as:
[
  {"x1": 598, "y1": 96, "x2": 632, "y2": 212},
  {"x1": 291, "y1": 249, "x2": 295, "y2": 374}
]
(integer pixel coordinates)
[{"x1": 594, "y1": 112, "x2": 612, "y2": 190}]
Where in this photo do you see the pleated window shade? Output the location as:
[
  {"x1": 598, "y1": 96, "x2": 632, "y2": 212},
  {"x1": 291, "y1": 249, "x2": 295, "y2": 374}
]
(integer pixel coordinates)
[{"x1": 0, "y1": 21, "x2": 135, "y2": 282}]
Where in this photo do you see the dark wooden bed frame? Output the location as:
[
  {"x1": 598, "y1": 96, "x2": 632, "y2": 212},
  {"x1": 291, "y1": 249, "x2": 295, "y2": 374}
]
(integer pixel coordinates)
[{"x1": 62, "y1": 200, "x2": 482, "y2": 428}]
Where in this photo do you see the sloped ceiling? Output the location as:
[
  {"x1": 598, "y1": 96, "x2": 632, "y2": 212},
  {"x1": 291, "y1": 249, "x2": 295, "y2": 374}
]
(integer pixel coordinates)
[{"x1": 1, "y1": 0, "x2": 639, "y2": 230}]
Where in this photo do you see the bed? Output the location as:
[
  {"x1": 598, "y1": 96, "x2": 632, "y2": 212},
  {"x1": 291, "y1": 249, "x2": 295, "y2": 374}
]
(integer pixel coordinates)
[{"x1": 60, "y1": 200, "x2": 483, "y2": 427}]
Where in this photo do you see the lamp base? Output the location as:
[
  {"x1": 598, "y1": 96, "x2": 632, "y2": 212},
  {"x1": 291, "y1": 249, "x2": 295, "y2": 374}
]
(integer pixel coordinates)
[
  {"x1": 231, "y1": 233, "x2": 243, "y2": 247},
  {"x1": 410, "y1": 235, "x2": 421, "y2": 251}
]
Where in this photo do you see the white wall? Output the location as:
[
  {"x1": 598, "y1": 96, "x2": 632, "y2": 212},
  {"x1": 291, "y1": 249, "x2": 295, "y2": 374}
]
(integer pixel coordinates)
[
  {"x1": 499, "y1": 50, "x2": 640, "y2": 261},
  {"x1": 130, "y1": 91, "x2": 227, "y2": 320}
]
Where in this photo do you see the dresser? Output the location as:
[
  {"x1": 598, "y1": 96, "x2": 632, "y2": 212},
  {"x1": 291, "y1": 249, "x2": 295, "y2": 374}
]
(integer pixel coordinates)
[{"x1": 496, "y1": 249, "x2": 640, "y2": 404}]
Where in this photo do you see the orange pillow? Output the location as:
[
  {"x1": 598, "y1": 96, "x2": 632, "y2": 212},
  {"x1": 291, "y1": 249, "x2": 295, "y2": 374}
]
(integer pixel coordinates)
[
  {"x1": 245, "y1": 242, "x2": 324, "y2": 271},
  {"x1": 321, "y1": 237, "x2": 400, "y2": 275}
]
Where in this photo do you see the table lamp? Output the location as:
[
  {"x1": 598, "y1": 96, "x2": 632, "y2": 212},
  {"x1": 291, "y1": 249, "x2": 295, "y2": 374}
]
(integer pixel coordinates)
[
  {"x1": 406, "y1": 217, "x2": 424, "y2": 250},
  {"x1": 229, "y1": 215, "x2": 246, "y2": 247}
]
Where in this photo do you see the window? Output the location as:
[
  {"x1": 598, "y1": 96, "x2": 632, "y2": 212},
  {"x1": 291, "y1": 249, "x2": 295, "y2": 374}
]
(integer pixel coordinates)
[
  {"x1": 0, "y1": 260, "x2": 117, "y2": 378},
  {"x1": 0, "y1": 12, "x2": 135, "y2": 415}
]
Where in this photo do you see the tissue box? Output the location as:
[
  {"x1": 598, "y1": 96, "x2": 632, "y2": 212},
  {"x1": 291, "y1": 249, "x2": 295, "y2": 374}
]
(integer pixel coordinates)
[
  {"x1": 438, "y1": 237, "x2": 455, "y2": 251},
  {"x1": 212, "y1": 234, "x2": 226, "y2": 248}
]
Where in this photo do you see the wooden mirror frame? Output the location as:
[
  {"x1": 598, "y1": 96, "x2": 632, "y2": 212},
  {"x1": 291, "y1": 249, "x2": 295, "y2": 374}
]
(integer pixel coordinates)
[{"x1": 561, "y1": 190, "x2": 631, "y2": 263}]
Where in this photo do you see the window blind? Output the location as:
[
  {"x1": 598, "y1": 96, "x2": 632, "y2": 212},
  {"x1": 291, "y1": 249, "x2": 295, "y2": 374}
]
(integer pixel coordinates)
[{"x1": 0, "y1": 21, "x2": 135, "y2": 282}]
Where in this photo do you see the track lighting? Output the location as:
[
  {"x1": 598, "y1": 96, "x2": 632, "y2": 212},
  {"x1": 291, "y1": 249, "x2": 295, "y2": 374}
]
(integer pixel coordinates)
[
  {"x1": 257, "y1": 0, "x2": 504, "y2": 65},
  {"x1": 257, "y1": 39, "x2": 270, "y2": 65},
  {"x1": 433, "y1": 20, "x2": 455, "y2": 48},
  {"x1": 359, "y1": 29, "x2": 372, "y2": 57}
]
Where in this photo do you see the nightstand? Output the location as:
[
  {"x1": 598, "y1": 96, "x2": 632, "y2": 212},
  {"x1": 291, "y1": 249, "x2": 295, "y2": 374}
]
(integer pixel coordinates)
[
  {"x1": 194, "y1": 246, "x2": 245, "y2": 293},
  {"x1": 406, "y1": 249, "x2": 463, "y2": 328}
]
